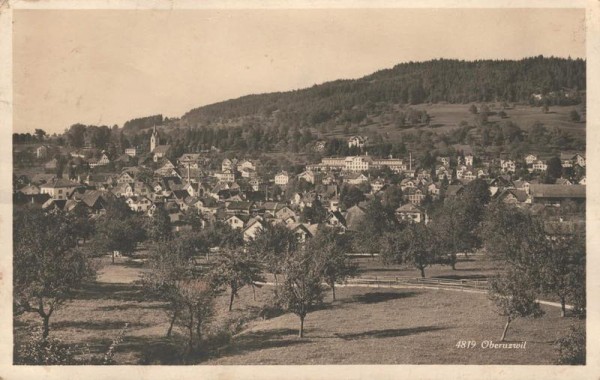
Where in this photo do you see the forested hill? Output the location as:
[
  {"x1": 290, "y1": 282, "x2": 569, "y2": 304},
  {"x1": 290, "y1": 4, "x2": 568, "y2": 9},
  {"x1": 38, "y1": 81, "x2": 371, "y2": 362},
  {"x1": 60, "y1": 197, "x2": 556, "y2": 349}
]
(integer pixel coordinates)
[{"x1": 181, "y1": 56, "x2": 585, "y2": 126}]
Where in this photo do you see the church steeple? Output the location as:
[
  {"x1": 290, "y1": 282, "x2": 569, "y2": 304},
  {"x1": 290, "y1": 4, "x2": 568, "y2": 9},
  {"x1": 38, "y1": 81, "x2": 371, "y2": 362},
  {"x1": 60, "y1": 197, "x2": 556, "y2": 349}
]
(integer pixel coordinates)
[{"x1": 150, "y1": 126, "x2": 158, "y2": 152}]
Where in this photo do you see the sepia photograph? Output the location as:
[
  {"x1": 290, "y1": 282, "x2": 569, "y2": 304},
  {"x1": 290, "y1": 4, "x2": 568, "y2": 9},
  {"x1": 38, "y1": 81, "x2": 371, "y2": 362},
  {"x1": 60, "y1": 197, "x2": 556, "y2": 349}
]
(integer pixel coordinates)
[{"x1": 2, "y1": 1, "x2": 599, "y2": 379}]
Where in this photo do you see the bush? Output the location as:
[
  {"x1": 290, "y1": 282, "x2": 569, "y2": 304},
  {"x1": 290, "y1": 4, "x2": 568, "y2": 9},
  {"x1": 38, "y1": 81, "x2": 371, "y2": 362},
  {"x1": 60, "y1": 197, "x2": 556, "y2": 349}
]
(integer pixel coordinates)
[
  {"x1": 15, "y1": 327, "x2": 80, "y2": 365},
  {"x1": 554, "y1": 325, "x2": 586, "y2": 365}
]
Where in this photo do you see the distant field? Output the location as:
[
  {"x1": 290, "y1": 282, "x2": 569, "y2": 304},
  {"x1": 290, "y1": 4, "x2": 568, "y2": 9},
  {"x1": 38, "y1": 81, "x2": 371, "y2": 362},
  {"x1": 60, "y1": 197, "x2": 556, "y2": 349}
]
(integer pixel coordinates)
[
  {"x1": 321, "y1": 103, "x2": 585, "y2": 144},
  {"x1": 14, "y1": 256, "x2": 582, "y2": 365}
]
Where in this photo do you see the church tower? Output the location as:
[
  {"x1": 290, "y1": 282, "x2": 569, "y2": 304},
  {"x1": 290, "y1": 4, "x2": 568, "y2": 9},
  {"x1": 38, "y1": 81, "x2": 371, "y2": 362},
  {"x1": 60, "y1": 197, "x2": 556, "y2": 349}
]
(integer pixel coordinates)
[{"x1": 150, "y1": 126, "x2": 158, "y2": 152}]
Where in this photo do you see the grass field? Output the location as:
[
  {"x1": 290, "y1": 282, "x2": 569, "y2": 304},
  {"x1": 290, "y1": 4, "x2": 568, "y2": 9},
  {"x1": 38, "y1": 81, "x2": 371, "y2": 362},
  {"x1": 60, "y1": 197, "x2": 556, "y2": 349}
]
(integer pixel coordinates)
[
  {"x1": 321, "y1": 103, "x2": 585, "y2": 145},
  {"x1": 14, "y1": 255, "x2": 582, "y2": 365}
]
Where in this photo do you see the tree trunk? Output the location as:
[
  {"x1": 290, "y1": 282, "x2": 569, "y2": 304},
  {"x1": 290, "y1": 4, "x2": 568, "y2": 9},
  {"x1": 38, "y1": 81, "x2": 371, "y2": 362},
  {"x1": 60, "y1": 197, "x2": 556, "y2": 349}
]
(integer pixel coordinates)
[
  {"x1": 112, "y1": 251, "x2": 115, "y2": 264},
  {"x1": 228, "y1": 288, "x2": 235, "y2": 312},
  {"x1": 42, "y1": 314, "x2": 50, "y2": 339},
  {"x1": 187, "y1": 310, "x2": 194, "y2": 353},
  {"x1": 500, "y1": 317, "x2": 512, "y2": 342},
  {"x1": 419, "y1": 267, "x2": 425, "y2": 278},
  {"x1": 451, "y1": 259, "x2": 456, "y2": 270},
  {"x1": 331, "y1": 283, "x2": 336, "y2": 301},
  {"x1": 166, "y1": 311, "x2": 177, "y2": 338},
  {"x1": 274, "y1": 273, "x2": 278, "y2": 286},
  {"x1": 560, "y1": 297, "x2": 566, "y2": 317},
  {"x1": 298, "y1": 316, "x2": 305, "y2": 338},
  {"x1": 252, "y1": 284, "x2": 257, "y2": 301},
  {"x1": 195, "y1": 319, "x2": 202, "y2": 350}
]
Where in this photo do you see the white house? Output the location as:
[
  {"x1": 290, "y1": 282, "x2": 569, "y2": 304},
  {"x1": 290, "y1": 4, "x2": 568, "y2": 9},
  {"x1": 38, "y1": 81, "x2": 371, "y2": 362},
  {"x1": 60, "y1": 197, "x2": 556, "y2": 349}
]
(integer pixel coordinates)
[
  {"x1": 275, "y1": 171, "x2": 290, "y2": 186},
  {"x1": 348, "y1": 136, "x2": 366, "y2": 148},
  {"x1": 39, "y1": 178, "x2": 80, "y2": 200}
]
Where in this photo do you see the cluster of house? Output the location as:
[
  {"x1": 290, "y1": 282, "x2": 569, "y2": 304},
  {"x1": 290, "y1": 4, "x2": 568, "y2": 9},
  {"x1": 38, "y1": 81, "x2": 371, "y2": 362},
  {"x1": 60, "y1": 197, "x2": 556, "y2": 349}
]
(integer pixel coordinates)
[{"x1": 16, "y1": 128, "x2": 586, "y2": 243}]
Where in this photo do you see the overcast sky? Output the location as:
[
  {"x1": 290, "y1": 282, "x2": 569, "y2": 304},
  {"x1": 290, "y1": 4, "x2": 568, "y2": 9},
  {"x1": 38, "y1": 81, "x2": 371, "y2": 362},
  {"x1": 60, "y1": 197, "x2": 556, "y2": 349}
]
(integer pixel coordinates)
[{"x1": 13, "y1": 8, "x2": 585, "y2": 134}]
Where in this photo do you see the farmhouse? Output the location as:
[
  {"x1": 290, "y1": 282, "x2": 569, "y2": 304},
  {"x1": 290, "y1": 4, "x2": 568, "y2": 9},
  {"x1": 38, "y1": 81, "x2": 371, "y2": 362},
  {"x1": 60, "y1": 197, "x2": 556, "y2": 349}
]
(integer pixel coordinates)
[{"x1": 529, "y1": 184, "x2": 585, "y2": 206}]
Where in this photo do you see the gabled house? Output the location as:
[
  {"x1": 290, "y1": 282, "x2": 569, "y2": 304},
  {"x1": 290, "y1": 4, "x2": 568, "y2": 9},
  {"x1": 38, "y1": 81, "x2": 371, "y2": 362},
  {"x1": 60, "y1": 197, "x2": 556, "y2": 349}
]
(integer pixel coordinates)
[
  {"x1": 326, "y1": 211, "x2": 347, "y2": 230},
  {"x1": 497, "y1": 189, "x2": 529, "y2": 205},
  {"x1": 288, "y1": 223, "x2": 318, "y2": 243},
  {"x1": 112, "y1": 182, "x2": 134, "y2": 198},
  {"x1": 242, "y1": 219, "x2": 265, "y2": 242},
  {"x1": 226, "y1": 201, "x2": 255, "y2": 215},
  {"x1": 344, "y1": 173, "x2": 368, "y2": 185},
  {"x1": 404, "y1": 187, "x2": 426, "y2": 205},
  {"x1": 525, "y1": 154, "x2": 538, "y2": 165},
  {"x1": 297, "y1": 170, "x2": 317, "y2": 185},
  {"x1": 39, "y1": 178, "x2": 80, "y2": 200},
  {"x1": 344, "y1": 205, "x2": 366, "y2": 231},
  {"x1": 275, "y1": 206, "x2": 297, "y2": 223},
  {"x1": 395, "y1": 203, "x2": 428, "y2": 224},
  {"x1": 215, "y1": 169, "x2": 235, "y2": 183},
  {"x1": 224, "y1": 214, "x2": 249, "y2": 230},
  {"x1": 126, "y1": 196, "x2": 153, "y2": 213}
]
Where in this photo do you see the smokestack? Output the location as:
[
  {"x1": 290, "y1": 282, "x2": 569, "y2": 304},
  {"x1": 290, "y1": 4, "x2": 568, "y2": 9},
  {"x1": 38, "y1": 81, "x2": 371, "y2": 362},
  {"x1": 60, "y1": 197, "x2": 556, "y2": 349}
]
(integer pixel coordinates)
[{"x1": 409, "y1": 152, "x2": 412, "y2": 171}]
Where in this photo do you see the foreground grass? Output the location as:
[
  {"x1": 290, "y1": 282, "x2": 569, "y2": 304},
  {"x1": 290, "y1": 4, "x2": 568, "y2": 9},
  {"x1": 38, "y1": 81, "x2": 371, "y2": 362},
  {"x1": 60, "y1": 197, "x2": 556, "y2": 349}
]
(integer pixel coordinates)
[
  {"x1": 205, "y1": 287, "x2": 583, "y2": 365},
  {"x1": 14, "y1": 256, "x2": 583, "y2": 365}
]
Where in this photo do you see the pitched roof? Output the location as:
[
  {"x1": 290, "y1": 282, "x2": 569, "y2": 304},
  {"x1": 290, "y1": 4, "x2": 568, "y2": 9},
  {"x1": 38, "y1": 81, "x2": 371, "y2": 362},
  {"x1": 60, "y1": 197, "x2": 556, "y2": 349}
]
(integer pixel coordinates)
[
  {"x1": 396, "y1": 203, "x2": 423, "y2": 213},
  {"x1": 40, "y1": 178, "x2": 80, "y2": 189},
  {"x1": 530, "y1": 184, "x2": 586, "y2": 199},
  {"x1": 153, "y1": 145, "x2": 171, "y2": 154}
]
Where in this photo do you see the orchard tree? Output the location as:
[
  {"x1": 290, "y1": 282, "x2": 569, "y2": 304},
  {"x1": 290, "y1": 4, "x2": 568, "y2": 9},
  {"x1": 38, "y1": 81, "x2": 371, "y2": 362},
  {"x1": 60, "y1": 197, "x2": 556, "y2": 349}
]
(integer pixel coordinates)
[
  {"x1": 210, "y1": 248, "x2": 265, "y2": 311},
  {"x1": 249, "y1": 223, "x2": 298, "y2": 285},
  {"x1": 14, "y1": 208, "x2": 96, "y2": 338},
  {"x1": 539, "y1": 232, "x2": 586, "y2": 317},
  {"x1": 277, "y1": 247, "x2": 325, "y2": 338},
  {"x1": 488, "y1": 267, "x2": 544, "y2": 342},
  {"x1": 142, "y1": 237, "x2": 204, "y2": 338},
  {"x1": 309, "y1": 227, "x2": 357, "y2": 301},
  {"x1": 146, "y1": 206, "x2": 173, "y2": 242},
  {"x1": 381, "y1": 223, "x2": 438, "y2": 278}
]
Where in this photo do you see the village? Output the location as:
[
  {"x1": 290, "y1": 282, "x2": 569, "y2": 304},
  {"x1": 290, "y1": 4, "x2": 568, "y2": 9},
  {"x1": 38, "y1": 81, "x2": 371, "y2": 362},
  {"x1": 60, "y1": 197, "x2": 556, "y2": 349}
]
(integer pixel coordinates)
[{"x1": 14, "y1": 126, "x2": 586, "y2": 241}]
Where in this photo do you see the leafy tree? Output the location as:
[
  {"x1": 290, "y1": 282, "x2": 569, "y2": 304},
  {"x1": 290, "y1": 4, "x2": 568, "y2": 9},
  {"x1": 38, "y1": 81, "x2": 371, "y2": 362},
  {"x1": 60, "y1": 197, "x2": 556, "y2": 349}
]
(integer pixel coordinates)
[
  {"x1": 92, "y1": 199, "x2": 146, "y2": 262},
  {"x1": 146, "y1": 206, "x2": 173, "y2": 242},
  {"x1": 539, "y1": 232, "x2": 586, "y2": 317},
  {"x1": 34, "y1": 129, "x2": 47, "y2": 141},
  {"x1": 143, "y1": 237, "x2": 202, "y2": 338},
  {"x1": 381, "y1": 185, "x2": 403, "y2": 212},
  {"x1": 14, "y1": 208, "x2": 96, "y2": 338},
  {"x1": 300, "y1": 200, "x2": 328, "y2": 224},
  {"x1": 481, "y1": 203, "x2": 546, "y2": 271},
  {"x1": 249, "y1": 223, "x2": 298, "y2": 285},
  {"x1": 177, "y1": 279, "x2": 215, "y2": 353},
  {"x1": 277, "y1": 247, "x2": 325, "y2": 338},
  {"x1": 210, "y1": 249, "x2": 265, "y2": 311},
  {"x1": 488, "y1": 267, "x2": 544, "y2": 342},
  {"x1": 354, "y1": 198, "x2": 397, "y2": 257},
  {"x1": 546, "y1": 157, "x2": 563, "y2": 180},
  {"x1": 339, "y1": 185, "x2": 365, "y2": 209},
  {"x1": 309, "y1": 227, "x2": 357, "y2": 301},
  {"x1": 381, "y1": 223, "x2": 438, "y2": 278},
  {"x1": 469, "y1": 104, "x2": 478, "y2": 114},
  {"x1": 431, "y1": 198, "x2": 479, "y2": 269}
]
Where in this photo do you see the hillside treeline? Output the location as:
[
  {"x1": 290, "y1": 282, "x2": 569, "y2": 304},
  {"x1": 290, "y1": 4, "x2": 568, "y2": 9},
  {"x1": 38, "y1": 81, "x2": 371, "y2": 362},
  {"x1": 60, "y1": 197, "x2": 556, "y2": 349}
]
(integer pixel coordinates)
[{"x1": 181, "y1": 56, "x2": 585, "y2": 127}]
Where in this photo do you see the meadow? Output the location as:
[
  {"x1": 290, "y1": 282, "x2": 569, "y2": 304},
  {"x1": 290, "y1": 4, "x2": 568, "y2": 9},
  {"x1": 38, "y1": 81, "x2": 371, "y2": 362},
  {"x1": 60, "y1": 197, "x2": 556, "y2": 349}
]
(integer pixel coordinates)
[{"x1": 14, "y1": 255, "x2": 582, "y2": 365}]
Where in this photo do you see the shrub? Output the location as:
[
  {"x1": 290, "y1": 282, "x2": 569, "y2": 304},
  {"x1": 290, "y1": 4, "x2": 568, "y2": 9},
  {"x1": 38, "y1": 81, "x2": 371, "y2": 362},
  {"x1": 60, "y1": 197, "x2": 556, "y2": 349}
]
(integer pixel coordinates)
[
  {"x1": 15, "y1": 327, "x2": 80, "y2": 365},
  {"x1": 555, "y1": 325, "x2": 586, "y2": 365}
]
